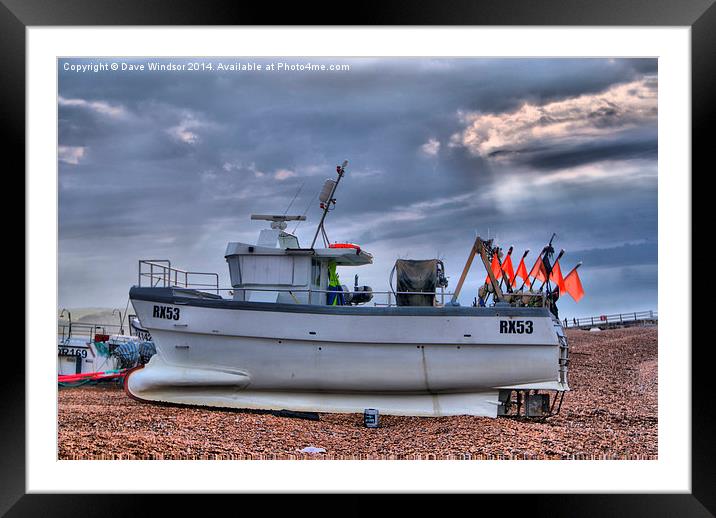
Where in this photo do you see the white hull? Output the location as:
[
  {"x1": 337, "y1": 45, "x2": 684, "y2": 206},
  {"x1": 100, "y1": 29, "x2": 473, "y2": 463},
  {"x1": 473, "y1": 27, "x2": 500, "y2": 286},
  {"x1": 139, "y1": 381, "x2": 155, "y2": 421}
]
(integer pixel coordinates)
[
  {"x1": 57, "y1": 336, "x2": 120, "y2": 375},
  {"x1": 127, "y1": 288, "x2": 569, "y2": 417}
]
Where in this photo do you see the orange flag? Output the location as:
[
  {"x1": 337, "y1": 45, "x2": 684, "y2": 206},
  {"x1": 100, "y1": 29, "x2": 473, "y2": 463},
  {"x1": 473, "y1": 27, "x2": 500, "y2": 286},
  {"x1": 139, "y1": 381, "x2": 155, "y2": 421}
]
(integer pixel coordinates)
[
  {"x1": 484, "y1": 253, "x2": 502, "y2": 283},
  {"x1": 513, "y1": 255, "x2": 530, "y2": 287},
  {"x1": 550, "y1": 259, "x2": 566, "y2": 293},
  {"x1": 502, "y1": 253, "x2": 515, "y2": 285},
  {"x1": 528, "y1": 256, "x2": 547, "y2": 283},
  {"x1": 564, "y1": 266, "x2": 585, "y2": 302}
]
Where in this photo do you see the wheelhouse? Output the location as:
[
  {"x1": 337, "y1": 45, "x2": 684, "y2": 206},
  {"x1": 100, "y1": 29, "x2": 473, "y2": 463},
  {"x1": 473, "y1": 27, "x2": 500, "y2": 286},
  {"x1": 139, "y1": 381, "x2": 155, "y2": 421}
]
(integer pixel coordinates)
[{"x1": 225, "y1": 224, "x2": 372, "y2": 305}]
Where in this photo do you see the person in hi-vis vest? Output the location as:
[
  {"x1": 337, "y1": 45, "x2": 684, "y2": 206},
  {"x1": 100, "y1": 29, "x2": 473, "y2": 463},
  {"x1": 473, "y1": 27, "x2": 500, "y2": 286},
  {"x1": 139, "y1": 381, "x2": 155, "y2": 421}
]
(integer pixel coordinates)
[{"x1": 326, "y1": 261, "x2": 345, "y2": 305}]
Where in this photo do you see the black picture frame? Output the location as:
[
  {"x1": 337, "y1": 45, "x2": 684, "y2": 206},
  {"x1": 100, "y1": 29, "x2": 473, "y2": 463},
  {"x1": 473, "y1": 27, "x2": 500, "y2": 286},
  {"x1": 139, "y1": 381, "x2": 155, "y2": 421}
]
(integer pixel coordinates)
[{"x1": 6, "y1": 0, "x2": 709, "y2": 514}]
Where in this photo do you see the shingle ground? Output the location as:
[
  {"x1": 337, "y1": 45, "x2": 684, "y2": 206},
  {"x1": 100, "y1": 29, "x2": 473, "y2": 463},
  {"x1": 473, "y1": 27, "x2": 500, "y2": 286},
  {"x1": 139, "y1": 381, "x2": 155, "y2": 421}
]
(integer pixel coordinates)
[{"x1": 58, "y1": 326, "x2": 657, "y2": 460}]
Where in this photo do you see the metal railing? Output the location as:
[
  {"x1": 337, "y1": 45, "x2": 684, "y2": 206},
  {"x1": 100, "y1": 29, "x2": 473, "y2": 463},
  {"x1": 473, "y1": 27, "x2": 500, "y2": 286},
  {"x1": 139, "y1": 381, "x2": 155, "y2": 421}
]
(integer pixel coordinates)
[
  {"x1": 57, "y1": 322, "x2": 116, "y2": 342},
  {"x1": 232, "y1": 287, "x2": 456, "y2": 306},
  {"x1": 58, "y1": 319, "x2": 149, "y2": 342},
  {"x1": 135, "y1": 258, "x2": 546, "y2": 308},
  {"x1": 563, "y1": 310, "x2": 657, "y2": 328},
  {"x1": 218, "y1": 286, "x2": 546, "y2": 308},
  {"x1": 138, "y1": 259, "x2": 219, "y2": 295}
]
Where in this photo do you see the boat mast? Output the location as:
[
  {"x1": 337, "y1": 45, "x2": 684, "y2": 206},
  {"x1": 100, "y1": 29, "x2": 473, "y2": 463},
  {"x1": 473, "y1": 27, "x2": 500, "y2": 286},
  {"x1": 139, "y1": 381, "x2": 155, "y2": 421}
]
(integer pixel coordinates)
[{"x1": 310, "y1": 160, "x2": 348, "y2": 249}]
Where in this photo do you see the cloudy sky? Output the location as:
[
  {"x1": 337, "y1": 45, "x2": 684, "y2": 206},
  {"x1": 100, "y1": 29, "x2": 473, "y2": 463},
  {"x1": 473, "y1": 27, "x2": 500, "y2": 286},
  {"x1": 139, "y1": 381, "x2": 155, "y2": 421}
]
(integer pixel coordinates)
[{"x1": 58, "y1": 57, "x2": 657, "y2": 317}]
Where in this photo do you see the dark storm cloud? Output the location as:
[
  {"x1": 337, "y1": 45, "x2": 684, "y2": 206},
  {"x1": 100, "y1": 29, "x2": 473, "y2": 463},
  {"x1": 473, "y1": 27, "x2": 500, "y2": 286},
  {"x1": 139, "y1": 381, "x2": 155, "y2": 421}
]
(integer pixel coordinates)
[
  {"x1": 570, "y1": 242, "x2": 657, "y2": 268},
  {"x1": 490, "y1": 130, "x2": 658, "y2": 171},
  {"x1": 58, "y1": 57, "x2": 658, "y2": 315}
]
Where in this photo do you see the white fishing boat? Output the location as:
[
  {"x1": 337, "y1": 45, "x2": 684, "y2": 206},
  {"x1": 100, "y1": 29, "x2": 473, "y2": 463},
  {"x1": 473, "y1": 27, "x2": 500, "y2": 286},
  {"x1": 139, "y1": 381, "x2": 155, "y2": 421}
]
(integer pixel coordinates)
[
  {"x1": 58, "y1": 312, "x2": 155, "y2": 377},
  {"x1": 125, "y1": 162, "x2": 570, "y2": 418}
]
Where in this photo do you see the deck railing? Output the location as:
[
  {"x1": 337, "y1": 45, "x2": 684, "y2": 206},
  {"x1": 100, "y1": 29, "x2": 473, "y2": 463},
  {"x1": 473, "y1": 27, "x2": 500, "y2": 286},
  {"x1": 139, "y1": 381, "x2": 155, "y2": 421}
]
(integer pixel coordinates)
[
  {"x1": 177, "y1": 286, "x2": 547, "y2": 308},
  {"x1": 138, "y1": 259, "x2": 220, "y2": 295},
  {"x1": 136, "y1": 259, "x2": 546, "y2": 307},
  {"x1": 58, "y1": 315, "x2": 145, "y2": 342},
  {"x1": 57, "y1": 322, "x2": 116, "y2": 342}
]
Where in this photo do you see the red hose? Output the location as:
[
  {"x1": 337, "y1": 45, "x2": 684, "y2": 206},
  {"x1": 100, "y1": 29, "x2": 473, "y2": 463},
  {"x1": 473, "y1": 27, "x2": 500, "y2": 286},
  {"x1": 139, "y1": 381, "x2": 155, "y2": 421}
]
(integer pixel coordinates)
[{"x1": 58, "y1": 369, "x2": 128, "y2": 383}]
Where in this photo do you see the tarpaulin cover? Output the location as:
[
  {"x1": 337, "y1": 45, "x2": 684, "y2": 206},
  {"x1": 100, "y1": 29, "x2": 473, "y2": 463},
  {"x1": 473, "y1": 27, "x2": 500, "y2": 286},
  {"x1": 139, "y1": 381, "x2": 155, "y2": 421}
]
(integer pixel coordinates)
[
  {"x1": 395, "y1": 259, "x2": 438, "y2": 307},
  {"x1": 111, "y1": 340, "x2": 157, "y2": 369}
]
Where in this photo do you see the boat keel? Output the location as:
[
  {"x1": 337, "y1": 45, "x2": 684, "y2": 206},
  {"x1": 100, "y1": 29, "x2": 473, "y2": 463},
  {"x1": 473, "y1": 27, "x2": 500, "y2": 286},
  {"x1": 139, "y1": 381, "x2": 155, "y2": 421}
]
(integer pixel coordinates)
[{"x1": 125, "y1": 358, "x2": 501, "y2": 417}]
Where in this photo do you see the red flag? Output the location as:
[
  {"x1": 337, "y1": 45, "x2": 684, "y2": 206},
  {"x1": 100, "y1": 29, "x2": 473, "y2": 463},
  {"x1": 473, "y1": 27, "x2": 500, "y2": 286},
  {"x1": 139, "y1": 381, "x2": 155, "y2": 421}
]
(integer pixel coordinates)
[
  {"x1": 484, "y1": 253, "x2": 502, "y2": 283},
  {"x1": 513, "y1": 255, "x2": 529, "y2": 287},
  {"x1": 528, "y1": 256, "x2": 547, "y2": 283},
  {"x1": 502, "y1": 254, "x2": 515, "y2": 285},
  {"x1": 550, "y1": 259, "x2": 566, "y2": 293},
  {"x1": 564, "y1": 266, "x2": 585, "y2": 302}
]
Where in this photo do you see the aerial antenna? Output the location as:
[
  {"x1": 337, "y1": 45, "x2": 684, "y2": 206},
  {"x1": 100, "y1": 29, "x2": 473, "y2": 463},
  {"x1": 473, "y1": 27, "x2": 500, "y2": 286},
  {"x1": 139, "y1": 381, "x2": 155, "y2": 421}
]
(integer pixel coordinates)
[
  {"x1": 291, "y1": 193, "x2": 317, "y2": 234},
  {"x1": 310, "y1": 160, "x2": 348, "y2": 249},
  {"x1": 283, "y1": 181, "x2": 305, "y2": 215}
]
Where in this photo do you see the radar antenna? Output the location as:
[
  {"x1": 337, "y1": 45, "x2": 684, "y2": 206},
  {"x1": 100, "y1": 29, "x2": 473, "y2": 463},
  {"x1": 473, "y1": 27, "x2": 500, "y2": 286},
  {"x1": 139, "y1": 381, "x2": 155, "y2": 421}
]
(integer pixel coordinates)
[{"x1": 250, "y1": 214, "x2": 306, "y2": 231}]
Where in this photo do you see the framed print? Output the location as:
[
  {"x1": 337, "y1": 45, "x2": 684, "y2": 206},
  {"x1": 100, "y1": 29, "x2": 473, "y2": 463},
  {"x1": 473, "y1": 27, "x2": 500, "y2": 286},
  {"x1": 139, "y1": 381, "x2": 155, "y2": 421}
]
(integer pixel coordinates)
[{"x1": 6, "y1": 0, "x2": 710, "y2": 514}]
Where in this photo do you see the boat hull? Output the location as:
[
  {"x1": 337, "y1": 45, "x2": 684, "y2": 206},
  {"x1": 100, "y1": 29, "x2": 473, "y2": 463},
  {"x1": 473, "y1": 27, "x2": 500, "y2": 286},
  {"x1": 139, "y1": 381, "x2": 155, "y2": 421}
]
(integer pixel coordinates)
[{"x1": 127, "y1": 287, "x2": 568, "y2": 417}]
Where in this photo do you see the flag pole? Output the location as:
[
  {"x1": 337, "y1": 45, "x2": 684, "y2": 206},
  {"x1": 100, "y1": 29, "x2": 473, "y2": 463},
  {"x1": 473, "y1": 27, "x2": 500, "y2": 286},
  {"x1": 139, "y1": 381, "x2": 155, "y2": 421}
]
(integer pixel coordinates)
[
  {"x1": 564, "y1": 261, "x2": 583, "y2": 282},
  {"x1": 528, "y1": 246, "x2": 547, "y2": 290},
  {"x1": 486, "y1": 244, "x2": 501, "y2": 305},
  {"x1": 529, "y1": 233, "x2": 556, "y2": 290},
  {"x1": 566, "y1": 261, "x2": 584, "y2": 278},
  {"x1": 515, "y1": 249, "x2": 530, "y2": 291},
  {"x1": 539, "y1": 248, "x2": 565, "y2": 291},
  {"x1": 563, "y1": 261, "x2": 584, "y2": 301},
  {"x1": 498, "y1": 246, "x2": 513, "y2": 293}
]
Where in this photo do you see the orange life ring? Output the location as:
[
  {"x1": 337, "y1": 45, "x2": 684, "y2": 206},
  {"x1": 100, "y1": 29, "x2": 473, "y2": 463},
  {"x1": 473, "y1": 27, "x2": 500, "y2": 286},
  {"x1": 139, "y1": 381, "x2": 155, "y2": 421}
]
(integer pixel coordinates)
[{"x1": 329, "y1": 242, "x2": 361, "y2": 253}]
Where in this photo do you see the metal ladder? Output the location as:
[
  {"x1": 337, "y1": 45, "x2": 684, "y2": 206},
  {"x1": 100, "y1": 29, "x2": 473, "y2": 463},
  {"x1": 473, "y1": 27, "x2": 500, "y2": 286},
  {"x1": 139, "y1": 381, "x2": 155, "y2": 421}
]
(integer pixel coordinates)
[{"x1": 555, "y1": 322, "x2": 570, "y2": 388}]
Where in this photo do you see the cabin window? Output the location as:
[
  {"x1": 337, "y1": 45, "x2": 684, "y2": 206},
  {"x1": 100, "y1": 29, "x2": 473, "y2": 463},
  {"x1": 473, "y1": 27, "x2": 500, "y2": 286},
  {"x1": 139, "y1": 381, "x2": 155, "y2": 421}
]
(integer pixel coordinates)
[
  {"x1": 240, "y1": 255, "x2": 294, "y2": 285},
  {"x1": 311, "y1": 259, "x2": 321, "y2": 286}
]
